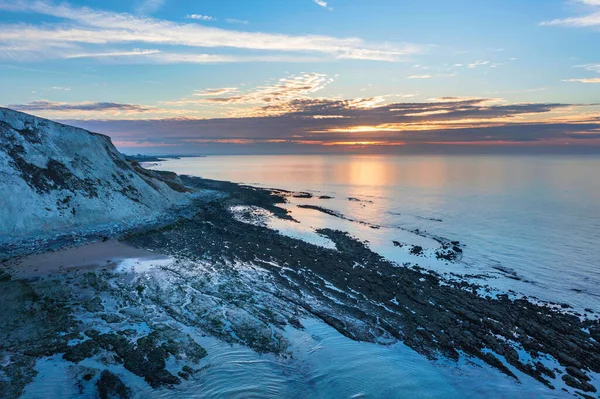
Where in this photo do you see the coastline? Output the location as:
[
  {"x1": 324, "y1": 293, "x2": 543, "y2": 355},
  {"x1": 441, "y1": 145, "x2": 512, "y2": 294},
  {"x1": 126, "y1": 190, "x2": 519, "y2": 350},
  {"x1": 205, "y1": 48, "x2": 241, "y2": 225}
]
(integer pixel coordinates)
[{"x1": 1, "y1": 174, "x2": 599, "y2": 398}]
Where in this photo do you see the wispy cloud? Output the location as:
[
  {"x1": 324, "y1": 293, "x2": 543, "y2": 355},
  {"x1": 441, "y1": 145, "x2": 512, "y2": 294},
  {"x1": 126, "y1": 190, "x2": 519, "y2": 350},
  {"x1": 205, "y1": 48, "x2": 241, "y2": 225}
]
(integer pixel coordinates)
[
  {"x1": 185, "y1": 14, "x2": 247, "y2": 24},
  {"x1": 135, "y1": 0, "x2": 166, "y2": 15},
  {"x1": 541, "y1": 0, "x2": 600, "y2": 27},
  {"x1": 65, "y1": 49, "x2": 161, "y2": 59},
  {"x1": 0, "y1": 1, "x2": 417, "y2": 63},
  {"x1": 166, "y1": 73, "x2": 335, "y2": 112},
  {"x1": 408, "y1": 73, "x2": 456, "y2": 79},
  {"x1": 562, "y1": 78, "x2": 600, "y2": 83},
  {"x1": 193, "y1": 88, "x2": 239, "y2": 96},
  {"x1": 60, "y1": 51, "x2": 328, "y2": 64},
  {"x1": 112, "y1": 140, "x2": 178, "y2": 148},
  {"x1": 562, "y1": 63, "x2": 600, "y2": 83},
  {"x1": 313, "y1": 0, "x2": 333, "y2": 11},
  {"x1": 8, "y1": 100, "x2": 151, "y2": 112},
  {"x1": 450, "y1": 60, "x2": 498, "y2": 69},
  {"x1": 186, "y1": 14, "x2": 216, "y2": 21},
  {"x1": 147, "y1": 53, "x2": 327, "y2": 64},
  {"x1": 468, "y1": 60, "x2": 490, "y2": 68},
  {"x1": 577, "y1": 63, "x2": 600, "y2": 73},
  {"x1": 408, "y1": 75, "x2": 432, "y2": 79},
  {"x1": 225, "y1": 19, "x2": 249, "y2": 25},
  {"x1": 541, "y1": 13, "x2": 600, "y2": 27},
  {"x1": 76, "y1": 51, "x2": 236, "y2": 64}
]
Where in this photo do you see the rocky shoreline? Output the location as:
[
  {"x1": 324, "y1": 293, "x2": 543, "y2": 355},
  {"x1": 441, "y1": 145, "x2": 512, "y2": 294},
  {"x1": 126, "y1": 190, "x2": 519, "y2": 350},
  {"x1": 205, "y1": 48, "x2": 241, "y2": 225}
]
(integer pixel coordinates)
[{"x1": 1, "y1": 175, "x2": 599, "y2": 398}]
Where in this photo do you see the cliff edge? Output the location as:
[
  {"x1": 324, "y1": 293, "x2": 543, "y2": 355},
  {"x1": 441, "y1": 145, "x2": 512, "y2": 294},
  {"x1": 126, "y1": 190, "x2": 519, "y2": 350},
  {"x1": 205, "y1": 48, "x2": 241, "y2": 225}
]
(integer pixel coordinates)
[{"x1": 0, "y1": 107, "x2": 189, "y2": 245}]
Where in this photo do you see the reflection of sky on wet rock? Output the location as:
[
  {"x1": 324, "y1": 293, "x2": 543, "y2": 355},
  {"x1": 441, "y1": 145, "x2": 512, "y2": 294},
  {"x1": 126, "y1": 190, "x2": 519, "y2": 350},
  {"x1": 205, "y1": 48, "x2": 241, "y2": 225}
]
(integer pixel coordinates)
[
  {"x1": 15, "y1": 249, "x2": 572, "y2": 399},
  {"x1": 230, "y1": 205, "x2": 336, "y2": 250}
]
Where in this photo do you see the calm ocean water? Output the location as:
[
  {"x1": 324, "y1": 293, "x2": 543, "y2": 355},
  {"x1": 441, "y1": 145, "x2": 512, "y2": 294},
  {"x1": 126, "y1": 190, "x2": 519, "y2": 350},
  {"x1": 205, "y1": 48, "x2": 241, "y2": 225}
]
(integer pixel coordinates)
[
  {"x1": 137, "y1": 154, "x2": 600, "y2": 398},
  {"x1": 155, "y1": 154, "x2": 600, "y2": 312}
]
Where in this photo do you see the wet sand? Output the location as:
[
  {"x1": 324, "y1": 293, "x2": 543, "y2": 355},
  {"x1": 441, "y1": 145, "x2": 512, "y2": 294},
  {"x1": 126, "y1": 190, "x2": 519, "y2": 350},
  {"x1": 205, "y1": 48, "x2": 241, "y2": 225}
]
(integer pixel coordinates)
[{"x1": 6, "y1": 240, "x2": 167, "y2": 278}]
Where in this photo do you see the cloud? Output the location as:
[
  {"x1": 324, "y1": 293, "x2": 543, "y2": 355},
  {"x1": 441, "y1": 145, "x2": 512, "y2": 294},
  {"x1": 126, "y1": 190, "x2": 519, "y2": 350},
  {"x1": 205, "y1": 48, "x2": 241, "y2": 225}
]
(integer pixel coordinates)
[
  {"x1": 51, "y1": 95, "x2": 600, "y2": 153},
  {"x1": 112, "y1": 140, "x2": 178, "y2": 148},
  {"x1": 468, "y1": 60, "x2": 490, "y2": 68},
  {"x1": 186, "y1": 14, "x2": 216, "y2": 21},
  {"x1": 135, "y1": 0, "x2": 165, "y2": 15},
  {"x1": 313, "y1": 0, "x2": 333, "y2": 11},
  {"x1": 541, "y1": 0, "x2": 600, "y2": 27},
  {"x1": 250, "y1": 98, "x2": 572, "y2": 127},
  {"x1": 185, "y1": 15, "x2": 247, "y2": 24},
  {"x1": 408, "y1": 73, "x2": 456, "y2": 79},
  {"x1": 0, "y1": 1, "x2": 419, "y2": 62},
  {"x1": 64, "y1": 51, "x2": 327, "y2": 64},
  {"x1": 2, "y1": 45, "x2": 325, "y2": 64},
  {"x1": 561, "y1": 63, "x2": 600, "y2": 83},
  {"x1": 450, "y1": 60, "x2": 497, "y2": 69},
  {"x1": 577, "y1": 63, "x2": 600, "y2": 73},
  {"x1": 65, "y1": 49, "x2": 161, "y2": 59},
  {"x1": 165, "y1": 73, "x2": 335, "y2": 109},
  {"x1": 105, "y1": 52, "x2": 236, "y2": 64},
  {"x1": 193, "y1": 88, "x2": 239, "y2": 96},
  {"x1": 51, "y1": 86, "x2": 71, "y2": 91},
  {"x1": 152, "y1": 53, "x2": 329, "y2": 64},
  {"x1": 541, "y1": 13, "x2": 600, "y2": 27},
  {"x1": 562, "y1": 78, "x2": 600, "y2": 83},
  {"x1": 225, "y1": 19, "x2": 249, "y2": 24},
  {"x1": 8, "y1": 100, "x2": 151, "y2": 112}
]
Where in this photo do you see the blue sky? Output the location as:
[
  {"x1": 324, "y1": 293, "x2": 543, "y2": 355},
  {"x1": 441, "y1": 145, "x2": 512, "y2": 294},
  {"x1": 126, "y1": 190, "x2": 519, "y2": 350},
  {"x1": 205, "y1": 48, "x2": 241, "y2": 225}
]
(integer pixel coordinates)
[{"x1": 0, "y1": 0, "x2": 599, "y2": 153}]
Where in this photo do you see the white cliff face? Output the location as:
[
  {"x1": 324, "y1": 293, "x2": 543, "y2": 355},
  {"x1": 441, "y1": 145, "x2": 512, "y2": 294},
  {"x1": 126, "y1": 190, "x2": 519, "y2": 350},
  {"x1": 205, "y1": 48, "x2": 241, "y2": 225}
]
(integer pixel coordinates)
[{"x1": 0, "y1": 107, "x2": 189, "y2": 244}]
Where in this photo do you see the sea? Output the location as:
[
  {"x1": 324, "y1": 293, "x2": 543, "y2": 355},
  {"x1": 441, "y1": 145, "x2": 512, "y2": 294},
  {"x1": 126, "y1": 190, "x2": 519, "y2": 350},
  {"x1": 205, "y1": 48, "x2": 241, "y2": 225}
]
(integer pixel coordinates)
[
  {"x1": 138, "y1": 153, "x2": 600, "y2": 398},
  {"x1": 153, "y1": 154, "x2": 600, "y2": 312}
]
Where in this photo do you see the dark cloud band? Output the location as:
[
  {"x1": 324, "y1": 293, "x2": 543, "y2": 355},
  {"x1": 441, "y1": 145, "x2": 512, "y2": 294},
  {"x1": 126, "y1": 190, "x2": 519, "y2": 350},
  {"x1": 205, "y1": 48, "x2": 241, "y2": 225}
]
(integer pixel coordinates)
[{"x1": 8, "y1": 101, "x2": 150, "y2": 112}]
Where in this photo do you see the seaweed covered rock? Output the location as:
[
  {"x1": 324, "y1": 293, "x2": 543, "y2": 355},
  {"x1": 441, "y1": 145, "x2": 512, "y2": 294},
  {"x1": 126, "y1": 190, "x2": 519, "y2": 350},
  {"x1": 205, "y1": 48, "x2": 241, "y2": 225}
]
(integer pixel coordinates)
[{"x1": 96, "y1": 370, "x2": 130, "y2": 399}]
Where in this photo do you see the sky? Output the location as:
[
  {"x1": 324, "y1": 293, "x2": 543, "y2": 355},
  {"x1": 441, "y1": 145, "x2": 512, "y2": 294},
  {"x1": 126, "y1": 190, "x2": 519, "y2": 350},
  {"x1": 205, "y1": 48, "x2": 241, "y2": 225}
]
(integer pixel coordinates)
[{"x1": 1, "y1": 0, "x2": 600, "y2": 154}]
